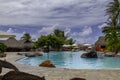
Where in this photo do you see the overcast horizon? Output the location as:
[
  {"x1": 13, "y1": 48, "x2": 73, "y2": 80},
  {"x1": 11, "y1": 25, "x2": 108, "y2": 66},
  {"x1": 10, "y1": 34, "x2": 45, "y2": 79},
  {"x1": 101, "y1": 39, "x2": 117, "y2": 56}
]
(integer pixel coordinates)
[{"x1": 0, "y1": 0, "x2": 112, "y2": 44}]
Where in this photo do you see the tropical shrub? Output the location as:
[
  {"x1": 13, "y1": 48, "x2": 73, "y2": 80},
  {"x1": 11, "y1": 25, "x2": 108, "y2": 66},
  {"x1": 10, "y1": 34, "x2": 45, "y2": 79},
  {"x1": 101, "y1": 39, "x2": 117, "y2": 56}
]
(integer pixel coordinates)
[
  {"x1": 0, "y1": 43, "x2": 7, "y2": 53},
  {"x1": 34, "y1": 29, "x2": 76, "y2": 51}
]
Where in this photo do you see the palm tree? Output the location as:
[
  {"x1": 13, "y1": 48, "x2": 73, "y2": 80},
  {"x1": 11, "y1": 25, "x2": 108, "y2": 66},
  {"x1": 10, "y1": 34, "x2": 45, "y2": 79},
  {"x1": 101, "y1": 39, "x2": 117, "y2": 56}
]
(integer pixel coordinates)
[
  {"x1": 54, "y1": 29, "x2": 67, "y2": 42},
  {"x1": 21, "y1": 33, "x2": 33, "y2": 51},
  {"x1": 21, "y1": 33, "x2": 32, "y2": 42},
  {"x1": 102, "y1": 26, "x2": 120, "y2": 53},
  {"x1": 106, "y1": 0, "x2": 120, "y2": 25},
  {"x1": 54, "y1": 29, "x2": 65, "y2": 37},
  {"x1": 102, "y1": 0, "x2": 120, "y2": 55},
  {"x1": 66, "y1": 38, "x2": 76, "y2": 45}
]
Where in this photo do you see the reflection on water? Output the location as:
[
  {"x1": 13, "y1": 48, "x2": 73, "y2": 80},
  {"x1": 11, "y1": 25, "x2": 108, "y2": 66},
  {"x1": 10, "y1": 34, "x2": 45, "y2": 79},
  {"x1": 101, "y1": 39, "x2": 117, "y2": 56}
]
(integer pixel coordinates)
[{"x1": 17, "y1": 51, "x2": 120, "y2": 69}]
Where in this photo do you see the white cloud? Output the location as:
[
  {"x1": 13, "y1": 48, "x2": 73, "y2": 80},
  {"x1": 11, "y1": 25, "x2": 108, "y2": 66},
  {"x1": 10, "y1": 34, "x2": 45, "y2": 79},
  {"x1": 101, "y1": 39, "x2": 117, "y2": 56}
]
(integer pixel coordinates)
[
  {"x1": 64, "y1": 27, "x2": 71, "y2": 36},
  {"x1": 38, "y1": 24, "x2": 59, "y2": 35},
  {"x1": 70, "y1": 33, "x2": 98, "y2": 44},
  {"x1": 80, "y1": 26, "x2": 92, "y2": 36},
  {"x1": 6, "y1": 28, "x2": 37, "y2": 40},
  {"x1": 74, "y1": 36, "x2": 98, "y2": 44},
  {"x1": 6, "y1": 28, "x2": 24, "y2": 40},
  {"x1": 98, "y1": 23, "x2": 107, "y2": 29},
  {"x1": 70, "y1": 26, "x2": 92, "y2": 37},
  {"x1": 4, "y1": 25, "x2": 99, "y2": 44},
  {"x1": 0, "y1": 0, "x2": 110, "y2": 44},
  {"x1": 68, "y1": 26, "x2": 95, "y2": 44},
  {"x1": 0, "y1": 0, "x2": 110, "y2": 27},
  {"x1": 6, "y1": 28, "x2": 14, "y2": 33}
]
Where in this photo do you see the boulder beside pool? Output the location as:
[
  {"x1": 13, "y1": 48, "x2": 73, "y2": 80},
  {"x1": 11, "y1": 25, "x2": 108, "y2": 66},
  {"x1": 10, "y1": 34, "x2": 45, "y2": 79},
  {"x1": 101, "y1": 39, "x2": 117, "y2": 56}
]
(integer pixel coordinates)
[
  {"x1": 81, "y1": 51, "x2": 98, "y2": 58},
  {"x1": 39, "y1": 60, "x2": 56, "y2": 68},
  {"x1": 2, "y1": 71, "x2": 45, "y2": 80},
  {"x1": 70, "y1": 77, "x2": 86, "y2": 80}
]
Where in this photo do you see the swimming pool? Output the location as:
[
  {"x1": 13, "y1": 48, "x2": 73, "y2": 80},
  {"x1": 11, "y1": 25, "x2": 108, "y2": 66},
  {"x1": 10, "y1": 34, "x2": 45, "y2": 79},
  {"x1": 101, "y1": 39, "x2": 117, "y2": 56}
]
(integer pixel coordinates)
[{"x1": 16, "y1": 51, "x2": 120, "y2": 69}]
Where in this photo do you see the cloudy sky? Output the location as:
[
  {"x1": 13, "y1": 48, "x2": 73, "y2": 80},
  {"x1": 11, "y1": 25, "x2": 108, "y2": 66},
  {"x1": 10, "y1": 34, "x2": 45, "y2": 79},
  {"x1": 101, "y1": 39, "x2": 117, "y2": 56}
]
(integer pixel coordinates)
[{"x1": 0, "y1": 0, "x2": 111, "y2": 44}]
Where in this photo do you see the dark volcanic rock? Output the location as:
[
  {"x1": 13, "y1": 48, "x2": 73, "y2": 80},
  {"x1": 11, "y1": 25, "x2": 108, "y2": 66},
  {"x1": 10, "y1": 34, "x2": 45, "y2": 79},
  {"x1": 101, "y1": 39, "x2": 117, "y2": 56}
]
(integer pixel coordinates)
[
  {"x1": 0, "y1": 60, "x2": 19, "y2": 74},
  {"x1": 2, "y1": 71, "x2": 45, "y2": 80},
  {"x1": 0, "y1": 60, "x2": 45, "y2": 80},
  {"x1": 70, "y1": 77, "x2": 86, "y2": 80},
  {"x1": 81, "y1": 51, "x2": 98, "y2": 58}
]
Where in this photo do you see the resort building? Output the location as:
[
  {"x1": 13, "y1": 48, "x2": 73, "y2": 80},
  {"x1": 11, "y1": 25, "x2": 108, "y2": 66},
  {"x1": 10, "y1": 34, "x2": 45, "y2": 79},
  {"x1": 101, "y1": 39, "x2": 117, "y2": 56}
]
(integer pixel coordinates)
[
  {"x1": 81, "y1": 43, "x2": 92, "y2": 51},
  {"x1": 0, "y1": 37, "x2": 34, "y2": 52},
  {"x1": 94, "y1": 36, "x2": 107, "y2": 52},
  {"x1": 62, "y1": 44, "x2": 72, "y2": 51},
  {"x1": 0, "y1": 31, "x2": 34, "y2": 52},
  {"x1": 61, "y1": 44, "x2": 80, "y2": 51}
]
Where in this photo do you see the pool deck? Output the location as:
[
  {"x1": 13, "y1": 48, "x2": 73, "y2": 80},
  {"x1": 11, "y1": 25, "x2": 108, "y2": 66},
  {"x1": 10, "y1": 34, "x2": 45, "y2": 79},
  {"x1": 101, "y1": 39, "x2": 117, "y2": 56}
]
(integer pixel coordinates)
[{"x1": 1, "y1": 52, "x2": 120, "y2": 80}]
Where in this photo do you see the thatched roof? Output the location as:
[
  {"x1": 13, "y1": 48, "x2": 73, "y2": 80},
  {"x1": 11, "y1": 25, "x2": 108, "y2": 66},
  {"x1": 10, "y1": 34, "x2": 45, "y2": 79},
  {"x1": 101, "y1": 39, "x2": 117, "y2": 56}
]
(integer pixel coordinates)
[
  {"x1": 95, "y1": 36, "x2": 107, "y2": 46},
  {"x1": 2, "y1": 37, "x2": 19, "y2": 48},
  {"x1": 0, "y1": 37, "x2": 33, "y2": 49},
  {"x1": 0, "y1": 40, "x2": 6, "y2": 43},
  {"x1": 19, "y1": 40, "x2": 34, "y2": 48}
]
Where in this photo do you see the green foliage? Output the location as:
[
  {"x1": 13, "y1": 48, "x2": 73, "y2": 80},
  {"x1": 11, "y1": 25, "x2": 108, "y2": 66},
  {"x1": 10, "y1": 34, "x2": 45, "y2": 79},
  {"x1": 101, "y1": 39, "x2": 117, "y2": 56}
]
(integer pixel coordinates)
[
  {"x1": 34, "y1": 34, "x2": 64, "y2": 50},
  {"x1": 106, "y1": 0, "x2": 120, "y2": 16},
  {"x1": 54, "y1": 29, "x2": 65, "y2": 38},
  {"x1": 102, "y1": 0, "x2": 120, "y2": 53},
  {"x1": 34, "y1": 29, "x2": 76, "y2": 50},
  {"x1": 21, "y1": 33, "x2": 32, "y2": 42},
  {"x1": 34, "y1": 35, "x2": 47, "y2": 48},
  {"x1": 47, "y1": 34, "x2": 64, "y2": 49},
  {"x1": 54, "y1": 29, "x2": 67, "y2": 43},
  {"x1": 105, "y1": 29, "x2": 120, "y2": 52},
  {"x1": 0, "y1": 43, "x2": 7, "y2": 52},
  {"x1": 65, "y1": 38, "x2": 76, "y2": 45}
]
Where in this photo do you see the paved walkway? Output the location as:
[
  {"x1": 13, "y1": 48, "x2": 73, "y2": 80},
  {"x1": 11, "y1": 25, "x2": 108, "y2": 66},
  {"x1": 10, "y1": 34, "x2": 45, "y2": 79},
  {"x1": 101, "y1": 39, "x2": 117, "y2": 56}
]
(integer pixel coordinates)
[{"x1": 1, "y1": 52, "x2": 120, "y2": 80}]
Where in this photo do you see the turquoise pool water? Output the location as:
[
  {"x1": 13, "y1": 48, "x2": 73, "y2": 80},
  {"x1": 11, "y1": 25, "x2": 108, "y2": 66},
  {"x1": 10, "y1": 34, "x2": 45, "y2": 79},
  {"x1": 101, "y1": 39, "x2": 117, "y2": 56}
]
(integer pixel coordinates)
[{"x1": 17, "y1": 51, "x2": 120, "y2": 69}]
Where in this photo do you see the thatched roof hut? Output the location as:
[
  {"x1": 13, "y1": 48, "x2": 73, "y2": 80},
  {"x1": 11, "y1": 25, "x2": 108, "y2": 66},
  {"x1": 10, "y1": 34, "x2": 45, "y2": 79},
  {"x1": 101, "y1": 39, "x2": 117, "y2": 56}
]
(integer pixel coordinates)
[
  {"x1": 0, "y1": 37, "x2": 19, "y2": 48},
  {"x1": 0, "y1": 37, "x2": 34, "y2": 51},
  {"x1": 5, "y1": 37, "x2": 19, "y2": 48},
  {"x1": 0, "y1": 37, "x2": 20, "y2": 51},
  {"x1": 0, "y1": 40, "x2": 6, "y2": 44},
  {"x1": 95, "y1": 36, "x2": 106, "y2": 46},
  {"x1": 19, "y1": 40, "x2": 34, "y2": 51},
  {"x1": 94, "y1": 36, "x2": 107, "y2": 51}
]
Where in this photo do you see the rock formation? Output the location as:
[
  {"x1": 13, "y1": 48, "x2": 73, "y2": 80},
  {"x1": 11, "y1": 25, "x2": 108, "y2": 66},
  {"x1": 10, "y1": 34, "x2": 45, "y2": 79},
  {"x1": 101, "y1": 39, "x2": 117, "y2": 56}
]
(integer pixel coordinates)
[
  {"x1": 70, "y1": 77, "x2": 86, "y2": 80},
  {"x1": 0, "y1": 60, "x2": 45, "y2": 80},
  {"x1": 0, "y1": 60, "x2": 19, "y2": 73},
  {"x1": 39, "y1": 60, "x2": 56, "y2": 68},
  {"x1": 81, "y1": 51, "x2": 98, "y2": 58},
  {"x1": 2, "y1": 71, "x2": 45, "y2": 80}
]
